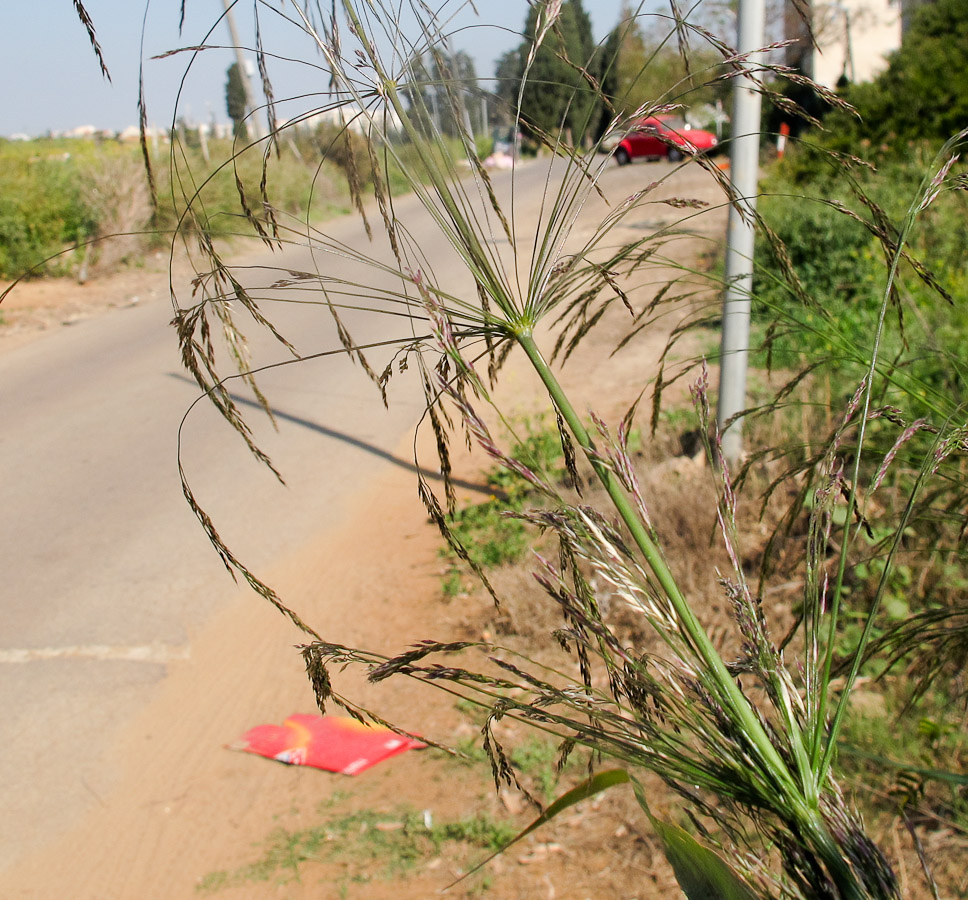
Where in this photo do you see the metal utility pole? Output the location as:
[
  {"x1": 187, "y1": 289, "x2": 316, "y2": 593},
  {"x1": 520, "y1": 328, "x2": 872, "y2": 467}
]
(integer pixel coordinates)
[
  {"x1": 717, "y1": 0, "x2": 766, "y2": 465},
  {"x1": 220, "y1": 0, "x2": 266, "y2": 140}
]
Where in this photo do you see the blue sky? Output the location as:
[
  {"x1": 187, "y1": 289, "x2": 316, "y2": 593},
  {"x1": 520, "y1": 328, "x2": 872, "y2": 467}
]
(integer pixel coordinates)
[{"x1": 1, "y1": 1, "x2": 646, "y2": 137}]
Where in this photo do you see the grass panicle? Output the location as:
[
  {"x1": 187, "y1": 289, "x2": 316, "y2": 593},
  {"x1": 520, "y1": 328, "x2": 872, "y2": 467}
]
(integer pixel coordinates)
[{"x1": 144, "y1": 2, "x2": 968, "y2": 897}]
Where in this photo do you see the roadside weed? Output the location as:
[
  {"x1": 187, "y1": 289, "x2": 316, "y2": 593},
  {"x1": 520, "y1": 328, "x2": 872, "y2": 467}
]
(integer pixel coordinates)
[
  {"x1": 197, "y1": 802, "x2": 515, "y2": 892},
  {"x1": 442, "y1": 417, "x2": 567, "y2": 575},
  {"x1": 444, "y1": 496, "x2": 530, "y2": 570}
]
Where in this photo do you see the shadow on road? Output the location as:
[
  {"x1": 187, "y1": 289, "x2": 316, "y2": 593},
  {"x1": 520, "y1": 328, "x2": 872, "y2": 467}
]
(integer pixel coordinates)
[{"x1": 168, "y1": 372, "x2": 495, "y2": 498}]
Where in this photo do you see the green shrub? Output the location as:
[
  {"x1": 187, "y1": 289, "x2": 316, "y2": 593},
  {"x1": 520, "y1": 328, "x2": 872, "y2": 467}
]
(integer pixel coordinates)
[
  {"x1": 0, "y1": 136, "x2": 357, "y2": 281},
  {"x1": 837, "y1": 0, "x2": 968, "y2": 153},
  {"x1": 156, "y1": 137, "x2": 349, "y2": 240},
  {"x1": 754, "y1": 161, "x2": 968, "y2": 407},
  {"x1": 445, "y1": 419, "x2": 566, "y2": 572},
  {"x1": 0, "y1": 143, "x2": 94, "y2": 277}
]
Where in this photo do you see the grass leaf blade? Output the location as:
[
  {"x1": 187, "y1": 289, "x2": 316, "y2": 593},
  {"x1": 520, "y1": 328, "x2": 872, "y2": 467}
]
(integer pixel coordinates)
[
  {"x1": 445, "y1": 769, "x2": 631, "y2": 889},
  {"x1": 632, "y1": 777, "x2": 760, "y2": 900}
]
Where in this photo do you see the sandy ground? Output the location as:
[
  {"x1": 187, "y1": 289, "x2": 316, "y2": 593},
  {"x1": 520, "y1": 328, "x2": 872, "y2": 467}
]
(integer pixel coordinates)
[
  {"x1": 0, "y1": 249, "x2": 202, "y2": 353},
  {"x1": 0, "y1": 163, "x2": 730, "y2": 899}
]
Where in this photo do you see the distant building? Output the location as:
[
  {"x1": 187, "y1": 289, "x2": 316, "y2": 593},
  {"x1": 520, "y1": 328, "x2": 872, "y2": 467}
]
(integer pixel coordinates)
[
  {"x1": 66, "y1": 124, "x2": 99, "y2": 139},
  {"x1": 785, "y1": 0, "x2": 902, "y2": 87},
  {"x1": 293, "y1": 104, "x2": 402, "y2": 136}
]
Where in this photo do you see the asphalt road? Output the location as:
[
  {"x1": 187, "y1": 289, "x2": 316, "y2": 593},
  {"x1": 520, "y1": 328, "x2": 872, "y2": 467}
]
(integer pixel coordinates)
[{"x1": 0, "y1": 153, "x2": 686, "y2": 870}]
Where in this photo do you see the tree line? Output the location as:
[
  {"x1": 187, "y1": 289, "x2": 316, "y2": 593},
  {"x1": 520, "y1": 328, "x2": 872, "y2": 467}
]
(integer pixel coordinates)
[
  {"x1": 492, "y1": 0, "x2": 731, "y2": 146},
  {"x1": 223, "y1": 1, "x2": 734, "y2": 147}
]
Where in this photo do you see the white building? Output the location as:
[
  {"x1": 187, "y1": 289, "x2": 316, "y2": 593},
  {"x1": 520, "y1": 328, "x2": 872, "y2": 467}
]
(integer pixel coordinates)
[{"x1": 786, "y1": 0, "x2": 902, "y2": 87}]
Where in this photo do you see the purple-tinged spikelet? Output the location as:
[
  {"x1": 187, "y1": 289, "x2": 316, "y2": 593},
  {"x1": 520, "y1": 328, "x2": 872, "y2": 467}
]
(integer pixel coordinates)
[{"x1": 871, "y1": 418, "x2": 928, "y2": 491}]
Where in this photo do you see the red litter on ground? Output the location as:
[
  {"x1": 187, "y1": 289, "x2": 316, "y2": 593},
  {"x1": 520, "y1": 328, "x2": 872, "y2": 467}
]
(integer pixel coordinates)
[{"x1": 231, "y1": 714, "x2": 425, "y2": 775}]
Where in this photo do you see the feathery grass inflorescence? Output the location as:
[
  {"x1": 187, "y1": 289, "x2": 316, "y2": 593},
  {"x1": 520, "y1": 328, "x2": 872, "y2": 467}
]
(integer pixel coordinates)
[{"x1": 148, "y1": 1, "x2": 968, "y2": 897}]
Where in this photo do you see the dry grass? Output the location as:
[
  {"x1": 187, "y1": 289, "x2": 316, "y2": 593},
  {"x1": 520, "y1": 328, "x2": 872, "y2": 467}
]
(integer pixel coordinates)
[{"x1": 78, "y1": 154, "x2": 152, "y2": 278}]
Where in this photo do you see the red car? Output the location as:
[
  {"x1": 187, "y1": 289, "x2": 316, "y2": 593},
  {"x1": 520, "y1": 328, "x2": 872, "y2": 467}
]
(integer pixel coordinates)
[{"x1": 613, "y1": 116, "x2": 719, "y2": 164}]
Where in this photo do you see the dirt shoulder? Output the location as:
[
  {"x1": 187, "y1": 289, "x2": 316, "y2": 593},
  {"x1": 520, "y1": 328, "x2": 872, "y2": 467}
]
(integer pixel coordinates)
[
  {"x1": 0, "y1": 245, "x2": 213, "y2": 353},
  {"x1": 0, "y1": 256, "x2": 163, "y2": 351}
]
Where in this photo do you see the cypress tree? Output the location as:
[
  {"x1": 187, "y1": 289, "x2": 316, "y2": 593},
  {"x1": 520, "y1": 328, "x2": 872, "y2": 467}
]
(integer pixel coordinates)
[
  {"x1": 518, "y1": 1, "x2": 600, "y2": 145},
  {"x1": 225, "y1": 62, "x2": 248, "y2": 140}
]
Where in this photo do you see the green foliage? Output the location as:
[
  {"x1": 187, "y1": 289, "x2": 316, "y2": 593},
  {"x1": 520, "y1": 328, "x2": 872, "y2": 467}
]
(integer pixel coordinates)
[
  {"x1": 754, "y1": 162, "x2": 968, "y2": 409},
  {"x1": 0, "y1": 142, "x2": 95, "y2": 277},
  {"x1": 406, "y1": 49, "x2": 485, "y2": 138},
  {"x1": 432, "y1": 814, "x2": 518, "y2": 852},
  {"x1": 509, "y1": 736, "x2": 571, "y2": 802},
  {"x1": 753, "y1": 187, "x2": 888, "y2": 369},
  {"x1": 748, "y1": 146, "x2": 968, "y2": 813},
  {"x1": 224, "y1": 62, "x2": 249, "y2": 141},
  {"x1": 457, "y1": 770, "x2": 633, "y2": 886},
  {"x1": 451, "y1": 732, "x2": 584, "y2": 804},
  {"x1": 518, "y1": 1, "x2": 600, "y2": 142},
  {"x1": 198, "y1": 803, "x2": 515, "y2": 891},
  {"x1": 441, "y1": 567, "x2": 465, "y2": 598},
  {"x1": 757, "y1": 191, "x2": 876, "y2": 306},
  {"x1": 492, "y1": 47, "x2": 523, "y2": 129},
  {"x1": 633, "y1": 776, "x2": 760, "y2": 900},
  {"x1": 444, "y1": 419, "x2": 565, "y2": 571},
  {"x1": 0, "y1": 136, "x2": 358, "y2": 280},
  {"x1": 601, "y1": 7, "x2": 730, "y2": 122},
  {"x1": 651, "y1": 820, "x2": 761, "y2": 900},
  {"x1": 156, "y1": 135, "x2": 354, "y2": 241},
  {"x1": 813, "y1": 0, "x2": 968, "y2": 156},
  {"x1": 486, "y1": 419, "x2": 565, "y2": 499},
  {"x1": 445, "y1": 497, "x2": 530, "y2": 569},
  {"x1": 838, "y1": 688, "x2": 968, "y2": 830}
]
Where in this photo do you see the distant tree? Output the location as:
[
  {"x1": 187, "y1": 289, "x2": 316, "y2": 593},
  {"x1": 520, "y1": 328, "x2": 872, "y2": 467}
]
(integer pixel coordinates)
[
  {"x1": 570, "y1": 0, "x2": 596, "y2": 69},
  {"x1": 518, "y1": 1, "x2": 601, "y2": 145},
  {"x1": 591, "y1": 23, "x2": 623, "y2": 140},
  {"x1": 839, "y1": 0, "x2": 968, "y2": 148},
  {"x1": 765, "y1": 77, "x2": 830, "y2": 141},
  {"x1": 405, "y1": 48, "x2": 484, "y2": 138},
  {"x1": 492, "y1": 48, "x2": 524, "y2": 129},
  {"x1": 596, "y1": 1, "x2": 730, "y2": 127},
  {"x1": 607, "y1": 2, "x2": 650, "y2": 111},
  {"x1": 403, "y1": 52, "x2": 436, "y2": 134},
  {"x1": 225, "y1": 62, "x2": 248, "y2": 140},
  {"x1": 451, "y1": 50, "x2": 485, "y2": 136}
]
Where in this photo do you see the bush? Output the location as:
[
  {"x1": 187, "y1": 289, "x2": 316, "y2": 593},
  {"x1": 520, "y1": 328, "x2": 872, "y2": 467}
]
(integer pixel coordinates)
[
  {"x1": 155, "y1": 136, "x2": 349, "y2": 241},
  {"x1": 745, "y1": 145, "x2": 968, "y2": 739},
  {"x1": 0, "y1": 142, "x2": 94, "y2": 278},
  {"x1": 785, "y1": 0, "x2": 968, "y2": 164},
  {"x1": 754, "y1": 160, "x2": 968, "y2": 405}
]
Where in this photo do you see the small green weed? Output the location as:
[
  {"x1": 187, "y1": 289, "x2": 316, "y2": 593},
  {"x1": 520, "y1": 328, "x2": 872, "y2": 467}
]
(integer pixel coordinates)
[
  {"x1": 446, "y1": 497, "x2": 530, "y2": 569},
  {"x1": 511, "y1": 735, "x2": 586, "y2": 803},
  {"x1": 453, "y1": 734, "x2": 490, "y2": 766},
  {"x1": 510, "y1": 737, "x2": 562, "y2": 803},
  {"x1": 450, "y1": 732, "x2": 582, "y2": 803},
  {"x1": 486, "y1": 419, "x2": 566, "y2": 499},
  {"x1": 431, "y1": 814, "x2": 517, "y2": 852},
  {"x1": 443, "y1": 417, "x2": 566, "y2": 574},
  {"x1": 197, "y1": 804, "x2": 515, "y2": 892},
  {"x1": 838, "y1": 686, "x2": 968, "y2": 829},
  {"x1": 441, "y1": 566, "x2": 466, "y2": 599}
]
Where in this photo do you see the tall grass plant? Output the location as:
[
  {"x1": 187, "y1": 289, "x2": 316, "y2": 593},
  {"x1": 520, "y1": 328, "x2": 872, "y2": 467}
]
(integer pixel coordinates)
[{"x1": 136, "y1": 1, "x2": 968, "y2": 897}]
